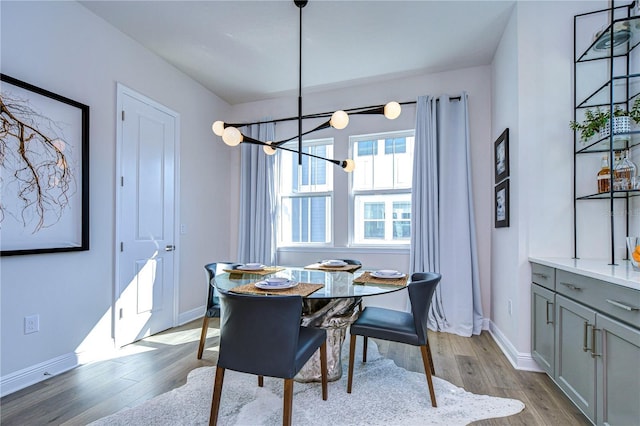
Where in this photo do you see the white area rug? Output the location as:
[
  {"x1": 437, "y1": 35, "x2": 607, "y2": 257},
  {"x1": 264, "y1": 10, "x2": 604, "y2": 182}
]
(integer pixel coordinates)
[{"x1": 91, "y1": 340, "x2": 524, "y2": 426}]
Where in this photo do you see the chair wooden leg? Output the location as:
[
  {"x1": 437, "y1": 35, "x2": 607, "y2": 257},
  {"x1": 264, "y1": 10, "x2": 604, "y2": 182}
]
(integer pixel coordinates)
[
  {"x1": 347, "y1": 334, "x2": 356, "y2": 393},
  {"x1": 209, "y1": 366, "x2": 225, "y2": 426},
  {"x1": 426, "y1": 339, "x2": 435, "y2": 375},
  {"x1": 319, "y1": 341, "x2": 328, "y2": 401},
  {"x1": 283, "y1": 378, "x2": 294, "y2": 426},
  {"x1": 197, "y1": 316, "x2": 210, "y2": 359},
  {"x1": 362, "y1": 336, "x2": 368, "y2": 363},
  {"x1": 419, "y1": 345, "x2": 437, "y2": 407},
  {"x1": 258, "y1": 375, "x2": 264, "y2": 387}
]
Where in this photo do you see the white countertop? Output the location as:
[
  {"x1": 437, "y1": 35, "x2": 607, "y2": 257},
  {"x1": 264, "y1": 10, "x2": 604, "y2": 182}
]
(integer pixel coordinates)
[{"x1": 529, "y1": 257, "x2": 640, "y2": 291}]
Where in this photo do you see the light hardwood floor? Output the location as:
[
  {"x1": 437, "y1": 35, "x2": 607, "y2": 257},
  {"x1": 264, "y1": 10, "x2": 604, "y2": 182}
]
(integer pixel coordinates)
[{"x1": 0, "y1": 319, "x2": 589, "y2": 425}]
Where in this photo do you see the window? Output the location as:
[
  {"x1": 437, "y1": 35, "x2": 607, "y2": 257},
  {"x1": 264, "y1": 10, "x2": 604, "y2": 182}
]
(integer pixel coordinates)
[
  {"x1": 351, "y1": 131, "x2": 414, "y2": 245},
  {"x1": 385, "y1": 137, "x2": 406, "y2": 154},
  {"x1": 278, "y1": 139, "x2": 333, "y2": 245},
  {"x1": 357, "y1": 140, "x2": 378, "y2": 156}
]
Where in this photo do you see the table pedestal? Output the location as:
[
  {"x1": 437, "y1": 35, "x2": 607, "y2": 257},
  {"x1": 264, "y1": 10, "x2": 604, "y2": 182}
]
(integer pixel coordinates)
[{"x1": 295, "y1": 297, "x2": 361, "y2": 383}]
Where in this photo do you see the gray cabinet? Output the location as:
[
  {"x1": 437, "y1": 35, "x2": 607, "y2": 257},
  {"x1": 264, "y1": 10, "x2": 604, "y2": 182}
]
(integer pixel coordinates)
[
  {"x1": 595, "y1": 314, "x2": 640, "y2": 426},
  {"x1": 555, "y1": 294, "x2": 597, "y2": 421},
  {"x1": 531, "y1": 284, "x2": 555, "y2": 376},
  {"x1": 531, "y1": 262, "x2": 640, "y2": 425}
]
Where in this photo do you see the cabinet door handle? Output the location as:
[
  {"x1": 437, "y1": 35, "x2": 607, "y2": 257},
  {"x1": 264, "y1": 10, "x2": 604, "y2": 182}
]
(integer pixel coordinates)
[
  {"x1": 591, "y1": 327, "x2": 601, "y2": 358},
  {"x1": 606, "y1": 299, "x2": 639, "y2": 311},
  {"x1": 545, "y1": 300, "x2": 554, "y2": 324},
  {"x1": 560, "y1": 282, "x2": 582, "y2": 291},
  {"x1": 583, "y1": 321, "x2": 590, "y2": 352},
  {"x1": 532, "y1": 272, "x2": 549, "y2": 280}
]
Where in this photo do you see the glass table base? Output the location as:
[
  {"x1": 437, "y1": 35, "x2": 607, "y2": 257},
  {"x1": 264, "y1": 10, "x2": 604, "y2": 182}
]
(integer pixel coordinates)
[{"x1": 295, "y1": 297, "x2": 361, "y2": 382}]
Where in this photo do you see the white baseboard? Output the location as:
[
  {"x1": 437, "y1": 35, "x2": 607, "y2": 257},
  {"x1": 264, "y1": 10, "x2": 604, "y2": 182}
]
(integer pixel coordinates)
[
  {"x1": 1, "y1": 308, "x2": 207, "y2": 398},
  {"x1": 488, "y1": 320, "x2": 543, "y2": 372},
  {"x1": 177, "y1": 305, "x2": 205, "y2": 326},
  {"x1": 0, "y1": 353, "x2": 79, "y2": 397}
]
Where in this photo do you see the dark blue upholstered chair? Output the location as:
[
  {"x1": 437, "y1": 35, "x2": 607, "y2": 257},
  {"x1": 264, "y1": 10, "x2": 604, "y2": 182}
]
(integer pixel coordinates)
[
  {"x1": 197, "y1": 262, "x2": 240, "y2": 359},
  {"x1": 347, "y1": 272, "x2": 442, "y2": 407},
  {"x1": 209, "y1": 291, "x2": 328, "y2": 426}
]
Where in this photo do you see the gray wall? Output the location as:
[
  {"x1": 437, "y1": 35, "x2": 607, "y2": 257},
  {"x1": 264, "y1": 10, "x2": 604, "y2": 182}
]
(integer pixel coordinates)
[{"x1": 0, "y1": 0, "x2": 233, "y2": 394}]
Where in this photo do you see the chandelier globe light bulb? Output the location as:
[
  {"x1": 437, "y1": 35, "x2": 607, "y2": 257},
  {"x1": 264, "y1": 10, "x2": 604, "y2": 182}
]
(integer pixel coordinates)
[
  {"x1": 384, "y1": 102, "x2": 402, "y2": 120},
  {"x1": 212, "y1": 121, "x2": 225, "y2": 136},
  {"x1": 342, "y1": 158, "x2": 356, "y2": 173},
  {"x1": 330, "y1": 110, "x2": 349, "y2": 130},
  {"x1": 222, "y1": 126, "x2": 243, "y2": 146},
  {"x1": 263, "y1": 142, "x2": 277, "y2": 155}
]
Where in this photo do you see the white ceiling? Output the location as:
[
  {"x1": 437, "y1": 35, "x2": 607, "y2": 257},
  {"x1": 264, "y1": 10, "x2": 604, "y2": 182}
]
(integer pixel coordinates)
[{"x1": 80, "y1": 0, "x2": 515, "y2": 105}]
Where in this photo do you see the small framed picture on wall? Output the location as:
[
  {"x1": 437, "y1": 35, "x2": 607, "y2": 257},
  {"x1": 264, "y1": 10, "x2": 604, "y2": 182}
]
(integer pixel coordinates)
[
  {"x1": 495, "y1": 179, "x2": 510, "y2": 228},
  {"x1": 494, "y1": 128, "x2": 509, "y2": 184}
]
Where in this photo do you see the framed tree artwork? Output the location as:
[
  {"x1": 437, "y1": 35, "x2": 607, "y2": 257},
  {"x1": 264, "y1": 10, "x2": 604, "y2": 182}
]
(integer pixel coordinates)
[
  {"x1": 495, "y1": 179, "x2": 509, "y2": 228},
  {"x1": 0, "y1": 74, "x2": 90, "y2": 255},
  {"x1": 494, "y1": 128, "x2": 509, "y2": 184}
]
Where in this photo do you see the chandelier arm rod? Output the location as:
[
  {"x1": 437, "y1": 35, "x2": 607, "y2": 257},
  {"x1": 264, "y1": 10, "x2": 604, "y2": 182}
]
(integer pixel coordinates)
[
  {"x1": 242, "y1": 134, "x2": 342, "y2": 167},
  {"x1": 224, "y1": 100, "x2": 419, "y2": 128},
  {"x1": 272, "y1": 120, "x2": 331, "y2": 146},
  {"x1": 221, "y1": 96, "x2": 463, "y2": 128}
]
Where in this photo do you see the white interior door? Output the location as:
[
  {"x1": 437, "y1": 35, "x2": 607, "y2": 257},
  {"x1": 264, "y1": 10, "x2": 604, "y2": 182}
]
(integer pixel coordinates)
[{"x1": 115, "y1": 85, "x2": 179, "y2": 347}]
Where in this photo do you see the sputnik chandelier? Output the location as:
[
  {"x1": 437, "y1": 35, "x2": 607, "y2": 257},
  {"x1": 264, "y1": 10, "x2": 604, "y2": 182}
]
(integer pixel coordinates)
[{"x1": 211, "y1": 0, "x2": 402, "y2": 172}]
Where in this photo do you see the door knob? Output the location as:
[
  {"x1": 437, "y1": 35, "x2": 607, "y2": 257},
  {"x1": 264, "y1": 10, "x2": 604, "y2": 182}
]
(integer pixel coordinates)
[{"x1": 165, "y1": 244, "x2": 175, "y2": 251}]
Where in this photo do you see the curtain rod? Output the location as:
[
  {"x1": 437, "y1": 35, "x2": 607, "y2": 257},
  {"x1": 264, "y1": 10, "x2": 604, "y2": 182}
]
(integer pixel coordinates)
[{"x1": 230, "y1": 96, "x2": 462, "y2": 127}]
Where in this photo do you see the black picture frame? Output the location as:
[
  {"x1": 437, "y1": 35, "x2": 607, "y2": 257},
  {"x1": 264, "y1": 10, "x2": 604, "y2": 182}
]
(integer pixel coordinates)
[
  {"x1": 1, "y1": 74, "x2": 89, "y2": 256},
  {"x1": 494, "y1": 128, "x2": 509, "y2": 184},
  {"x1": 495, "y1": 179, "x2": 509, "y2": 228}
]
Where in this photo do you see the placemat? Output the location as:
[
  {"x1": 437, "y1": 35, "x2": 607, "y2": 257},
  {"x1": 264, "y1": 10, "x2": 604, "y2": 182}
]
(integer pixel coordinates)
[
  {"x1": 230, "y1": 282, "x2": 324, "y2": 297},
  {"x1": 304, "y1": 263, "x2": 362, "y2": 272},
  {"x1": 223, "y1": 266, "x2": 286, "y2": 276},
  {"x1": 352, "y1": 271, "x2": 408, "y2": 287}
]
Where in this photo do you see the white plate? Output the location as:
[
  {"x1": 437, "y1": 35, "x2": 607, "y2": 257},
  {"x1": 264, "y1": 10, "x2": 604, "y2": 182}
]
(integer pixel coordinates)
[
  {"x1": 321, "y1": 259, "x2": 347, "y2": 267},
  {"x1": 265, "y1": 277, "x2": 289, "y2": 284},
  {"x1": 371, "y1": 271, "x2": 406, "y2": 279},
  {"x1": 254, "y1": 280, "x2": 298, "y2": 290},
  {"x1": 237, "y1": 264, "x2": 266, "y2": 271}
]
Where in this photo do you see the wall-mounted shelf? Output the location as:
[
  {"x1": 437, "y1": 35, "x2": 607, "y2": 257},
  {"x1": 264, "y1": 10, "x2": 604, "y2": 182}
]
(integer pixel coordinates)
[
  {"x1": 577, "y1": 15, "x2": 640, "y2": 62},
  {"x1": 573, "y1": 2, "x2": 640, "y2": 264}
]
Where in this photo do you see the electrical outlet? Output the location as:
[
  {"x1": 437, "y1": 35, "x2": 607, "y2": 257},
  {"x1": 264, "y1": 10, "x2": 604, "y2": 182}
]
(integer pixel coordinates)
[
  {"x1": 24, "y1": 315, "x2": 39, "y2": 334},
  {"x1": 180, "y1": 223, "x2": 187, "y2": 235},
  {"x1": 508, "y1": 300, "x2": 513, "y2": 316}
]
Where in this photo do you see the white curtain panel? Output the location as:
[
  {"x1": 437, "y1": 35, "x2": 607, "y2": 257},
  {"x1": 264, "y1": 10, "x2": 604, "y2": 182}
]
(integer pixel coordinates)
[
  {"x1": 237, "y1": 122, "x2": 276, "y2": 266},
  {"x1": 410, "y1": 94, "x2": 483, "y2": 336}
]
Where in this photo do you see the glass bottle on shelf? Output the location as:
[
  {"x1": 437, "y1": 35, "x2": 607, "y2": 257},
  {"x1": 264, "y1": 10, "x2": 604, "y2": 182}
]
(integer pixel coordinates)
[
  {"x1": 613, "y1": 150, "x2": 636, "y2": 190},
  {"x1": 622, "y1": 150, "x2": 637, "y2": 190},
  {"x1": 597, "y1": 154, "x2": 610, "y2": 193},
  {"x1": 613, "y1": 151, "x2": 625, "y2": 191}
]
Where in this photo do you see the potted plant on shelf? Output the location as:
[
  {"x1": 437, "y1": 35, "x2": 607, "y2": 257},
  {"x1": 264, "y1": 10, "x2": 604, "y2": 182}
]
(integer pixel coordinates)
[{"x1": 570, "y1": 97, "x2": 640, "y2": 143}]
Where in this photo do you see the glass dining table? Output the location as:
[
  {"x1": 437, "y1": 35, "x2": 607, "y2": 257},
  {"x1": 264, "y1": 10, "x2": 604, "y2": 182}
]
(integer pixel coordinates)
[{"x1": 213, "y1": 265, "x2": 408, "y2": 382}]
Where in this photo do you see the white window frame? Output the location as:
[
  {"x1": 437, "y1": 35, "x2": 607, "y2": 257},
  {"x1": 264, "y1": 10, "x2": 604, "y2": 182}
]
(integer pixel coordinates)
[
  {"x1": 348, "y1": 130, "x2": 414, "y2": 248},
  {"x1": 276, "y1": 138, "x2": 334, "y2": 247}
]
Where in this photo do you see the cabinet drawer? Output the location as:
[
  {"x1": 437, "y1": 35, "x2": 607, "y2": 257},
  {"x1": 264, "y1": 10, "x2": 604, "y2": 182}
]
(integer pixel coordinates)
[
  {"x1": 556, "y1": 270, "x2": 640, "y2": 329},
  {"x1": 531, "y1": 263, "x2": 555, "y2": 290}
]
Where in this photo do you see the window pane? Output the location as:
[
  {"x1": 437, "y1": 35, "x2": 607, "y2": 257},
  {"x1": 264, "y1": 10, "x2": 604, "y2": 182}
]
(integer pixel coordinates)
[
  {"x1": 392, "y1": 201, "x2": 411, "y2": 240},
  {"x1": 279, "y1": 140, "x2": 333, "y2": 195},
  {"x1": 364, "y1": 202, "x2": 385, "y2": 219},
  {"x1": 356, "y1": 140, "x2": 378, "y2": 156},
  {"x1": 385, "y1": 138, "x2": 406, "y2": 154},
  {"x1": 364, "y1": 221, "x2": 385, "y2": 239},
  {"x1": 351, "y1": 134, "x2": 414, "y2": 191},
  {"x1": 353, "y1": 193, "x2": 411, "y2": 245},
  {"x1": 280, "y1": 195, "x2": 331, "y2": 244}
]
